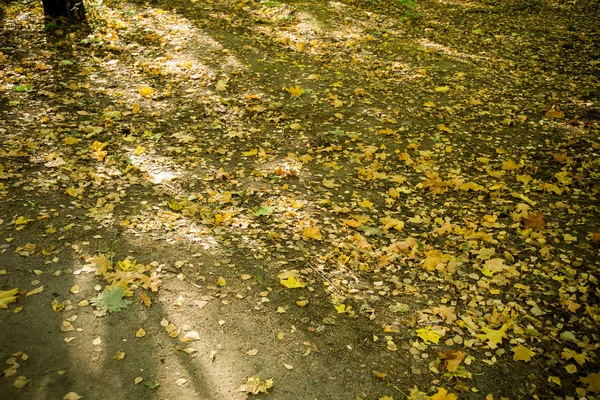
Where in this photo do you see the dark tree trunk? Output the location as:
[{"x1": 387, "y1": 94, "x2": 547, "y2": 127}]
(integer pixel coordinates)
[{"x1": 41, "y1": 0, "x2": 86, "y2": 21}]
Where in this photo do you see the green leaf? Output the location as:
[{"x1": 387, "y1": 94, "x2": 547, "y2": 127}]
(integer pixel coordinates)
[
  {"x1": 253, "y1": 205, "x2": 272, "y2": 217},
  {"x1": 91, "y1": 287, "x2": 132, "y2": 313},
  {"x1": 13, "y1": 84, "x2": 33, "y2": 92},
  {"x1": 144, "y1": 380, "x2": 160, "y2": 389}
]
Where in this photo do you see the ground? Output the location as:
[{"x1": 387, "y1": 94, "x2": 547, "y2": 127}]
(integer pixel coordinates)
[{"x1": 0, "y1": 0, "x2": 599, "y2": 398}]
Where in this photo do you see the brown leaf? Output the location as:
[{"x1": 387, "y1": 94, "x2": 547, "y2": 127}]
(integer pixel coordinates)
[
  {"x1": 524, "y1": 211, "x2": 545, "y2": 230},
  {"x1": 439, "y1": 350, "x2": 465, "y2": 372}
]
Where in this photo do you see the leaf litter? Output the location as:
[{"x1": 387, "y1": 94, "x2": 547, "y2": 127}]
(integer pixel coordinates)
[{"x1": 0, "y1": 0, "x2": 599, "y2": 398}]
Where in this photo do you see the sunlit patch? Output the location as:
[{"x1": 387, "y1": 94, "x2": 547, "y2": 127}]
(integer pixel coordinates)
[{"x1": 416, "y1": 38, "x2": 500, "y2": 63}]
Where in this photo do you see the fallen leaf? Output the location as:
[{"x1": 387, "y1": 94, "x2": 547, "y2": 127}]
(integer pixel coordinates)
[
  {"x1": 581, "y1": 372, "x2": 600, "y2": 393},
  {"x1": 286, "y1": 85, "x2": 304, "y2": 98},
  {"x1": 524, "y1": 211, "x2": 545, "y2": 230},
  {"x1": 303, "y1": 227, "x2": 322, "y2": 240},
  {"x1": 416, "y1": 326, "x2": 440, "y2": 344},
  {"x1": 511, "y1": 345, "x2": 535, "y2": 361},
  {"x1": 0, "y1": 288, "x2": 18, "y2": 309},
  {"x1": 13, "y1": 376, "x2": 30, "y2": 389},
  {"x1": 138, "y1": 86, "x2": 154, "y2": 98},
  {"x1": 430, "y1": 387, "x2": 458, "y2": 400},
  {"x1": 280, "y1": 275, "x2": 306, "y2": 288},
  {"x1": 241, "y1": 375, "x2": 274, "y2": 395}
]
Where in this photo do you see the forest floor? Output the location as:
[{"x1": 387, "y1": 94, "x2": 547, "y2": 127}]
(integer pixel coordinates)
[{"x1": 1, "y1": 0, "x2": 599, "y2": 399}]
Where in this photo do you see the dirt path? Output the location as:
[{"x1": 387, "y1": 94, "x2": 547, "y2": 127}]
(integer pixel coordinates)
[{"x1": 1, "y1": 0, "x2": 599, "y2": 399}]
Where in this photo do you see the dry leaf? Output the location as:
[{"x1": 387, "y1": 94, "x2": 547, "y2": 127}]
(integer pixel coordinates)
[
  {"x1": 303, "y1": 227, "x2": 322, "y2": 240},
  {"x1": 511, "y1": 345, "x2": 535, "y2": 361},
  {"x1": 524, "y1": 211, "x2": 545, "y2": 230}
]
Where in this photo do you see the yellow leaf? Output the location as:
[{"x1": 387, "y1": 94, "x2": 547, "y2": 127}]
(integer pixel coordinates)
[
  {"x1": 438, "y1": 124, "x2": 452, "y2": 133},
  {"x1": 138, "y1": 86, "x2": 154, "y2": 98},
  {"x1": 60, "y1": 321, "x2": 74, "y2": 332},
  {"x1": 280, "y1": 276, "x2": 306, "y2": 288},
  {"x1": 431, "y1": 388, "x2": 458, "y2": 400},
  {"x1": 335, "y1": 304, "x2": 351, "y2": 313},
  {"x1": 14, "y1": 216, "x2": 32, "y2": 225},
  {"x1": 511, "y1": 345, "x2": 535, "y2": 361},
  {"x1": 217, "y1": 277, "x2": 227, "y2": 287},
  {"x1": 581, "y1": 372, "x2": 600, "y2": 393},
  {"x1": 13, "y1": 376, "x2": 30, "y2": 389},
  {"x1": 136, "y1": 328, "x2": 146, "y2": 338},
  {"x1": 134, "y1": 145, "x2": 145, "y2": 155},
  {"x1": 435, "y1": 86, "x2": 450, "y2": 92},
  {"x1": 296, "y1": 299, "x2": 309, "y2": 307},
  {"x1": 358, "y1": 199, "x2": 373, "y2": 208},
  {"x1": 132, "y1": 103, "x2": 140, "y2": 114},
  {"x1": 323, "y1": 178, "x2": 339, "y2": 188},
  {"x1": 63, "y1": 136, "x2": 80, "y2": 145},
  {"x1": 545, "y1": 107, "x2": 564, "y2": 119},
  {"x1": 517, "y1": 174, "x2": 532, "y2": 185},
  {"x1": 0, "y1": 288, "x2": 18, "y2": 309},
  {"x1": 25, "y1": 286, "x2": 43, "y2": 296},
  {"x1": 333, "y1": 99, "x2": 344, "y2": 108},
  {"x1": 113, "y1": 351, "x2": 126, "y2": 360},
  {"x1": 303, "y1": 227, "x2": 322, "y2": 240},
  {"x1": 501, "y1": 160, "x2": 520, "y2": 170},
  {"x1": 286, "y1": 85, "x2": 304, "y2": 98},
  {"x1": 241, "y1": 148, "x2": 258, "y2": 157},
  {"x1": 565, "y1": 364, "x2": 577, "y2": 374},
  {"x1": 242, "y1": 375, "x2": 274, "y2": 395},
  {"x1": 380, "y1": 217, "x2": 404, "y2": 232},
  {"x1": 215, "y1": 78, "x2": 228, "y2": 91},
  {"x1": 476, "y1": 323, "x2": 510, "y2": 349},
  {"x1": 416, "y1": 326, "x2": 440, "y2": 344},
  {"x1": 548, "y1": 376, "x2": 561, "y2": 386},
  {"x1": 89, "y1": 141, "x2": 107, "y2": 151},
  {"x1": 424, "y1": 101, "x2": 435, "y2": 107},
  {"x1": 241, "y1": 274, "x2": 252, "y2": 280}
]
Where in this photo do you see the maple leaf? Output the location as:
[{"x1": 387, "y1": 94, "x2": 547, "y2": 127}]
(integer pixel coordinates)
[
  {"x1": 242, "y1": 375, "x2": 274, "y2": 395},
  {"x1": 416, "y1": 326, "x2": 440, "y2": 344},
  {"x1": 545, "y1": 107, "x2": 565, "y2": 119},
  {"x1": 439, "y1": 350, "x2": 465, "y2": 372},
  {"x1": 215, "y1": 78, "x2": 229, "y2": 91},
  {"x1": 524, "y1": 211, "x2": 545, "y2": 230},
  {"x1": 380, "y1": 217, "x2": 404, "y2": 232},
  {"x1": 476, "y1": 323, "x2": 510, "y2": 348},
  {"x1": 511, "y1": 345, "x2": 535, "y2": 361},
  {"x1": 303, "y1": 227, "x2": 322, "y2": 240},
  {"x1": 91, "y1": 287, "x2": 132, "y2": 314},
  {"x1": 285, "y1": 85, "x2": 304, "y2": 98},
  {"x1": 581, "y1": 372, "x2": 600, "y2": 393},
  {"x1": 0, "y1": 288, "x2": 19, "y2": 309},
  {"x1": 481, "y1": 258, "x2": 508, "y2": 277},
  {"x1": 501, "y1": 160, "x2": 520, "y2": 170},
  {"x1": 138, "y1": 86, "x2": 154, "y2": 98},
  {"x1": 430, "y1": 387, "x2": 458, "y2": 400}
]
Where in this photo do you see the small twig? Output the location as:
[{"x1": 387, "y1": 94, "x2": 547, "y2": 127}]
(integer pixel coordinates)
[
  {"x1": 43, "y1": 367, "x2": 68, "y2": 375},
  {"x1": 307, "y1": 261, "x2": 343, "y2": 295}
]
